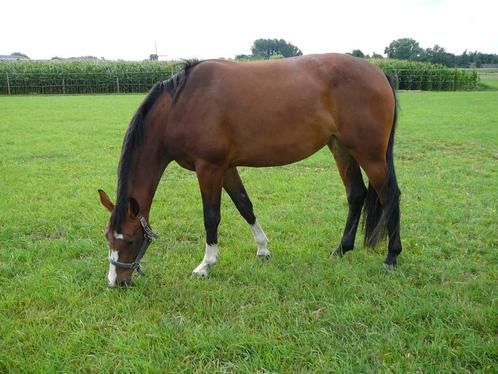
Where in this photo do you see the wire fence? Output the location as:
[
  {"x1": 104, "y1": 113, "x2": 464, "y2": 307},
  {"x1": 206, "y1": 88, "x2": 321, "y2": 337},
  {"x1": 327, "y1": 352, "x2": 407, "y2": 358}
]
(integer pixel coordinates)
[
  {"x1": 384, "y1": 69, "x2": 479, "y2": 91},
  {"x1": 0, "y1": 71, "x2": 176, "y2": 95},
  {"x1": 0, "y1": 68, "x2": 482, "y2": 95},
  {"x1": 473, "y1": 69, "x2": 498, "y2": 89}
]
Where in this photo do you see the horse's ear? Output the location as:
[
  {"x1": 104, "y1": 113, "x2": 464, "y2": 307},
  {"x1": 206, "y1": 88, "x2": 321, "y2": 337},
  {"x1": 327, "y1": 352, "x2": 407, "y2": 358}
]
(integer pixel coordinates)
[
  {"x1": 98, "y1": 189, "x2": 114, "y2": 212},
  {"x1": 128, "y1": 197, "x2": 140, "y2": 218}
]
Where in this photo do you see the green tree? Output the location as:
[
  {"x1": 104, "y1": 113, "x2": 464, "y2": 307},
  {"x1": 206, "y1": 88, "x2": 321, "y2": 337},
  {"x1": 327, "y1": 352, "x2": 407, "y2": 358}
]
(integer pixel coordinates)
[
  {"x1": 384, "y1": 38, "x2": 424, "y2": 60},
  {"x1": 351, "y1": 49, "x2": 365, "y2": 58},
  {"x1": 475, "y1": 55, "x2": 482, "y2": 68},
  {"x1": 456, "y1": 50, "x2": 470, "y2": 67},
  {"x1": 424, "y1": 45, "x2": 455, "y2": 67},
  {"x1": 251, "y1": 39, "x2": 302, "y2": 59},
  {"x1": 234, "y1": 54, "x2": 253, "y2": 60},
  {"x1": 10, "y1": 52, "x2": 30, "y2": 60}
]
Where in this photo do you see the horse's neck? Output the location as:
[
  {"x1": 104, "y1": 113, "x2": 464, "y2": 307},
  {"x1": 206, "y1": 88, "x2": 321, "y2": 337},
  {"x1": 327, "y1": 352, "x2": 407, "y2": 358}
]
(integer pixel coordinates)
[{"x1": 127, "y1": 139, "x2": 169, "y2": 219}]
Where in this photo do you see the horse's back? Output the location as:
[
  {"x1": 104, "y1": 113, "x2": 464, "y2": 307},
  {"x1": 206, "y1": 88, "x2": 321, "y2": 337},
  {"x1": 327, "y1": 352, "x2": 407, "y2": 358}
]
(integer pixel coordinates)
[{"x1": 170, "y1": 54, "x2": 395, "y2": 167}]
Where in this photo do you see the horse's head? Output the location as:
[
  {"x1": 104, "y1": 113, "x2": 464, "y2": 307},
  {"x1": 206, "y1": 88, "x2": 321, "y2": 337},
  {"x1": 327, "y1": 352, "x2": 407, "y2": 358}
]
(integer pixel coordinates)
[{"x1": 98, "y1": 189, "x2": 158, "y2": 287}]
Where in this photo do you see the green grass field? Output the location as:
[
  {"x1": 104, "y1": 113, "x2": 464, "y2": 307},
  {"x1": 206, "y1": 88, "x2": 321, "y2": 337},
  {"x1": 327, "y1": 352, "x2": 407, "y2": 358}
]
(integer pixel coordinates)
[
  {"x1": 1, "y1": 92, "x2": 497, "y2": 372},
  {"x1": 476, "y1": 68, "x2": 498, "y2": 89}
]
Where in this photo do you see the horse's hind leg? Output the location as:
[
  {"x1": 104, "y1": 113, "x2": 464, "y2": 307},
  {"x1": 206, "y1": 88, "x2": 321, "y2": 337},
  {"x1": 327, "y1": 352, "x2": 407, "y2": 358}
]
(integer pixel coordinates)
[
  {"x1": 354, "y1": 154, "x2": 402, "y2": 267},
  {"x1": 329, "y1": 138, "x2": 367, "y2": 257},
  {"x1": 223, "y1": 167, "x2": 270, "y2": 258}
]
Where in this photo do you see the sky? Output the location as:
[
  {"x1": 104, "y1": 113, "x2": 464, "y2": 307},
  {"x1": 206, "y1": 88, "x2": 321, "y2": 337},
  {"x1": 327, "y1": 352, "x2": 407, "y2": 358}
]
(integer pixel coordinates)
[{"x1": 2, "y1": 0, "x2": 497, "y2": 61}]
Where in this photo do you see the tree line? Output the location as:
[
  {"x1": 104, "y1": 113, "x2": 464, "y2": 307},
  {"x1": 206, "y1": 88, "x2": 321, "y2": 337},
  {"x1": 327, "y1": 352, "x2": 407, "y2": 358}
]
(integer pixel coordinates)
[
  {"x1": 236, "y1": 39, "x2": 303, "y2": 60},
  {"x1": 353, "y1": 38, "x2": 498, "y2": 68},
  {"x1": 6, "y1": 38, "x2": 497, "y2": 68},
  {"x1": 239, "y1": 38, "x2": 498, "y2": 68}
]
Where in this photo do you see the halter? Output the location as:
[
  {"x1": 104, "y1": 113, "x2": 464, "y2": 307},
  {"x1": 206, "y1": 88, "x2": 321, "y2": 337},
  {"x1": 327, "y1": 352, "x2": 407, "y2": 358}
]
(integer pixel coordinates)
[{"x1": 108, "y1": 214, "x2": 159, "y2": 276}]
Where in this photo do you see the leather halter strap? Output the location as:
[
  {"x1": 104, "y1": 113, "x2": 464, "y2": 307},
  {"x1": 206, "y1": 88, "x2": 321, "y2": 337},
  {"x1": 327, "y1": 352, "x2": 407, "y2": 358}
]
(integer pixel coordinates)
[{"x1": 108, "y1": 214, "x2": 159, "y2": 276}]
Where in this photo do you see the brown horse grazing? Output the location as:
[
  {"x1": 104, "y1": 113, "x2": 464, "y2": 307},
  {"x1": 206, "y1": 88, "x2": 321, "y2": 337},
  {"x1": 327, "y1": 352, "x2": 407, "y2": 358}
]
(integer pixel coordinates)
[{"x1": 98, "y1": 53, "x2": 402, "y2": 287}]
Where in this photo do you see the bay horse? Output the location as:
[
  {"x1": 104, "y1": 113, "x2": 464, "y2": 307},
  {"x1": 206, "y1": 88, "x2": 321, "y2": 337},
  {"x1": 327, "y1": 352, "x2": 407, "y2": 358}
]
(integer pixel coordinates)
[{"x1": 98, "y1": 53, "x2": 402, "y2": 287}]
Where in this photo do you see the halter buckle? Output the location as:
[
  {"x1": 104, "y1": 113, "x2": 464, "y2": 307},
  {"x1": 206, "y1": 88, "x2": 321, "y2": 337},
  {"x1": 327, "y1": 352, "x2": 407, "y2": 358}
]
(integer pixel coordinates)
[
  {"x1": 139, "y1": 215, "x2": 159, "y2": 239},
  {"x1": 135, "y1": 263, "x2": 145, "y2": 276}
]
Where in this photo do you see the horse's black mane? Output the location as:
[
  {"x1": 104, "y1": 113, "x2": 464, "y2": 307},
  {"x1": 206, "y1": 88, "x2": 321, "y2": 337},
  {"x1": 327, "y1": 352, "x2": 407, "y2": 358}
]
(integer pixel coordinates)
[{"x1": 111, "y1": 59, "x2": 201, "y2": 230}]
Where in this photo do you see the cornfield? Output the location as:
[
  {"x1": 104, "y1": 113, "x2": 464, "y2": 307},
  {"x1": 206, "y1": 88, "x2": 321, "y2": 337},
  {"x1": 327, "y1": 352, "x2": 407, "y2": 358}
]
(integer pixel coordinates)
[
  {"x1": 0, "y1": 58, "x2": 480, "y2": 95},
  {"x1": 372, "y1": 59, "x2": 480, "y2": 90},
  {"x1": 0, "y1": 60, "x2": 177, "y2": 95}
]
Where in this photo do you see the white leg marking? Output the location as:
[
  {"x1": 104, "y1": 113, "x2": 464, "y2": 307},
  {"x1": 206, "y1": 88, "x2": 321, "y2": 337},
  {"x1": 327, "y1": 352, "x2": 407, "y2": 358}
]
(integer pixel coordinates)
[
  {"x1": 250, "y1": 220, "x2": 271, "y2": 257},
  {"x1": 108, "y1": 250, "x2": 118, "y2": 287},
  {"x1": 192, "y1": 243, "x2": 218, "y2": 277}
]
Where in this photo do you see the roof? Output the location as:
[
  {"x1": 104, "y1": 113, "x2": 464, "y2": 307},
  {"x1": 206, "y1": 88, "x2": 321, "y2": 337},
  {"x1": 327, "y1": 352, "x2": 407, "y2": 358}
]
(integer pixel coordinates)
[{"x1": 0, "y1": 55, "x2": 30, "y2": 61}]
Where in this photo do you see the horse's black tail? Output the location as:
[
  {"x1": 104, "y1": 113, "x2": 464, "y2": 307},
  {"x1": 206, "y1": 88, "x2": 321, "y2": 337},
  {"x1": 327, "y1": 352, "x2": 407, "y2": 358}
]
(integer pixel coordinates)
[{"x1": 363, "y1": 75, "x2": 401, "y2": 247}]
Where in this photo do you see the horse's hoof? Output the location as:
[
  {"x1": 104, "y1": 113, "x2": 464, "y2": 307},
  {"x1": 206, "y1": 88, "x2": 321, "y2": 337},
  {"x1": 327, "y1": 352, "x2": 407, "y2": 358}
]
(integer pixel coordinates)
[
  {"x1": 332, "y1": 245, "x2": 352, "y2": 258},
  {"x1": 257, "y1": 252, "x2": 272, "y2": 261},
  {"x1": 192, "y1": 266, "x2": 209, "y2": 278},
  {"x1": 256, "y1": 248, "x2": 271, "y2": 259},
  {"x1": 383, "y1": 255, "x2": 397, "y2": 268},
  {"x1": 331, "y1": 247, "x2": 343, "y2": 258},
  {"x1": 192, "y1": 270, "x2": 208, "y2": 277},
  {"x1": 257, "y1": 254, "x2": 272, "y2": 261}
]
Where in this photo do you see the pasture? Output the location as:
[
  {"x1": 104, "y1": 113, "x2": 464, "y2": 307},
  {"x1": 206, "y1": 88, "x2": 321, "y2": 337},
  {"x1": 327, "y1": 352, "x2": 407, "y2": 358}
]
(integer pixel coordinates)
[
  {"x1": 0, "y1": 91, "x2": 497, "y2": 372},
  {"x1": 477, "y1": 68, "x2": 498, "y2": 90}
]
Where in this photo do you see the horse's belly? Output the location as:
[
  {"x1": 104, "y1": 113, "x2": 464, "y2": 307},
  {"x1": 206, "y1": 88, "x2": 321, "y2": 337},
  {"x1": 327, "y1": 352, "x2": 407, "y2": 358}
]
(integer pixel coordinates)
[
  {"x1": 232, "y1": 120, "x2": 334, "y2": 167},
  {"x1": 235, "y1": 144, "x2": 326, "y2": 167}
]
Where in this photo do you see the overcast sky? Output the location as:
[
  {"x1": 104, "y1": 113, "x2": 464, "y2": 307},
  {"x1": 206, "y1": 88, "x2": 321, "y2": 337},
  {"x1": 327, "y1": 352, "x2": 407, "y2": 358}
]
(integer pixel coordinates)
[{"x1": 2, "y1": 0, "x2": 497, "y2": 60}]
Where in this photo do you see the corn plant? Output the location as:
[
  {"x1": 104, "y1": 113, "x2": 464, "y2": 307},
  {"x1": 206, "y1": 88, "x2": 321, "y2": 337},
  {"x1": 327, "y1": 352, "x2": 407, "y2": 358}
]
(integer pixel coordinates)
[
  {"x1": 0, "y1": 59, "x2": 480, "y2": 95},
  {"x1": 372, "y1": 59, "x2": 479, "y2": 91}
]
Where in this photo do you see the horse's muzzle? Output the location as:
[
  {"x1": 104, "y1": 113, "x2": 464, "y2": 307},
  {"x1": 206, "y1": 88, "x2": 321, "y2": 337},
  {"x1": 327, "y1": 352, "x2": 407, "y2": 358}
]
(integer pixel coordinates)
[{"x1": 117, "y1": 277, "x2": 133, "y2": 287}]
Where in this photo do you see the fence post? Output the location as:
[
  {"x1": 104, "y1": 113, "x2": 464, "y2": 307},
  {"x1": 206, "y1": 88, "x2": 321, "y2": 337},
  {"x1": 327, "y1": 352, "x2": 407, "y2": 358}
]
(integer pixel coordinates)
[
  {"x1": 116, "y1": 77, "x2": 120, "y2": 93},
  {"x1": 62, "y1": 77, "x2": 65, "y2": 94},
  {"x1": 6, "y1": 72, "x2": 11, "y2": 95}
]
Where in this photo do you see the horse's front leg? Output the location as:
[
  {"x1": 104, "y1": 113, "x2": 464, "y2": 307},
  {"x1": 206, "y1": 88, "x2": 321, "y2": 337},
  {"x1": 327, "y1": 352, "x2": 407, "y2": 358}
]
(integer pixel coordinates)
[
  {"x1": 223, "y1": 167, "x2": 270, "y2": 258},
  {"x1": 192, "y1": 163, "x2": 224, "y2": 277}
]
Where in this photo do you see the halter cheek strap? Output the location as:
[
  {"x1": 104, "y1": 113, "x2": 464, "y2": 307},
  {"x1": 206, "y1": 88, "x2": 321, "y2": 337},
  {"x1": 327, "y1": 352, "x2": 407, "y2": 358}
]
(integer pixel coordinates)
[{"x1": 108, "y1": 213, "x2": 159, "y2": 276}]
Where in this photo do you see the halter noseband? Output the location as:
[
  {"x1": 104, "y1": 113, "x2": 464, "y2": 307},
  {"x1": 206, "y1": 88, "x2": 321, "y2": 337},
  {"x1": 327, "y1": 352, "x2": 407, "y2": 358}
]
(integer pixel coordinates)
[{"x1": 108, "y1": 214, "x2": 159, "y2": 276}]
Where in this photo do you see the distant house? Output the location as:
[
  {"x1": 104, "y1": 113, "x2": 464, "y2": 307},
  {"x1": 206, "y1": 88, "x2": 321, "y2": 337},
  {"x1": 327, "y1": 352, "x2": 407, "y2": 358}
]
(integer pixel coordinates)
[
  {"x1": 0, "y1": 54, "x2": 30, "y2": 61},
  {"x1": 51, "y1": 56, "x2": 101, "y2": 61},
  {"x1": 469, "y1": 63, "x2": 498, "y2": 69}
]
